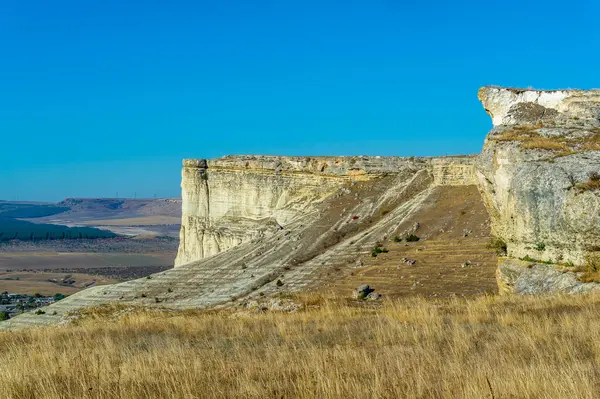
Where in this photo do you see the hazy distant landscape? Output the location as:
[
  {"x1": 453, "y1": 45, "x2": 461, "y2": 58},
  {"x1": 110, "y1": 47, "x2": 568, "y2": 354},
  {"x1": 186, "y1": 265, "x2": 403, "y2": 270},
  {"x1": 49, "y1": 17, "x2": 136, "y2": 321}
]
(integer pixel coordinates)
[{"x1": 0, "y1": 198, "x2": 180, "y2": 295}]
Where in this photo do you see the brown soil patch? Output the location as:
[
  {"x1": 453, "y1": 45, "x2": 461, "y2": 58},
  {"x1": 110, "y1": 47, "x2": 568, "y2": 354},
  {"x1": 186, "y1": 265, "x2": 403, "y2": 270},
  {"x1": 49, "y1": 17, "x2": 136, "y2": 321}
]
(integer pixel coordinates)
[{"x1": 310, "y1": 186, "x2": 497, "y2": 298}]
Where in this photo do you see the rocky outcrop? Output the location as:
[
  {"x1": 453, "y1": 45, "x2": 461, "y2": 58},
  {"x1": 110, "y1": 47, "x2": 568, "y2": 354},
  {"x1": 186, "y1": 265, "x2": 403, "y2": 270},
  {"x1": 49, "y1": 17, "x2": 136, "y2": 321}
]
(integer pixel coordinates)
[
  {"x1": 497, "y1": 259, "x2": 600, "y2": 295},
  {"x1": 176, "y1": 157, "x2": 349, "y2": 265},
  {"x1": 175, "y1": 155, "x2": 476, "y2": 266},
  {"x1": 477, "y1": 86, "x2": 600, "y2": 292}
]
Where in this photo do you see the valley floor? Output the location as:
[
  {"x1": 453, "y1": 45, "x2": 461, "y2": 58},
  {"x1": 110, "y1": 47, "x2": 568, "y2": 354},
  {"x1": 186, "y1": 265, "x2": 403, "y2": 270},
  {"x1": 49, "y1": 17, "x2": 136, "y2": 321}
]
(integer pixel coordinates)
[{"x1": 2, "y1": 293, "x2": 600, "y2": 398}]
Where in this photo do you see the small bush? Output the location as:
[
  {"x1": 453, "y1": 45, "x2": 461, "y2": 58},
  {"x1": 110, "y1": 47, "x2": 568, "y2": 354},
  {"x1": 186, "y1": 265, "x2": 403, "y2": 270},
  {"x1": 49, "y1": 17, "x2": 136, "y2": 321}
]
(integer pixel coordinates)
[
  {"x1": 276, "y1": 279, "x2": 284, "y2": 287},
  {"x1": 534, "y1": 243, "x2": 546, "y2": 251},
  {"x1": 578, "y1": 253, "x2": 600, "y2": 283},
  {"x1": 393, "y1": 236, "x2": 402, "y2": 243},
  {"x1": 371, "y1": 246, "x2": 389, "y2": 257},
  {"x1": 0, "y1": 311, "x2": 9, "y2": 321},
  {"x1": 34, "y1": 309, "x2": 46, "y2": 315},
  {"x1": 406, "y1": 234, "x2": 420, "y2": 242},
  {"x1": 585, "y1": 253, "x2": 600, "y2": 273}
]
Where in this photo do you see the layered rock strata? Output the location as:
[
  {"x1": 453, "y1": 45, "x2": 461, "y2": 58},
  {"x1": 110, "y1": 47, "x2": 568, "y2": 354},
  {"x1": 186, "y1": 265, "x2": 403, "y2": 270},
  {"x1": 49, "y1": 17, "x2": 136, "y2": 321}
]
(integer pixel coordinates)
[{"x1": 175, "y1": 155, "x2": 476, "y2": 266}]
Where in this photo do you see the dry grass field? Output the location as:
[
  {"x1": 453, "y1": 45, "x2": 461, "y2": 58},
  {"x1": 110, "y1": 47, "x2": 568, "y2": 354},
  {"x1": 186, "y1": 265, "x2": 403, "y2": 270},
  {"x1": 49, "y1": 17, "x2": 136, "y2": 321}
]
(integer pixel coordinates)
[
  {"x1": 2, "y1": 293, "x2": 600, "y2": 398},
  {"x1": 0, "y1": 270, "x2": 117, "y2": 295},
  {"x1": 0, "y1": 253, "x2": 175, "y2": 294}
]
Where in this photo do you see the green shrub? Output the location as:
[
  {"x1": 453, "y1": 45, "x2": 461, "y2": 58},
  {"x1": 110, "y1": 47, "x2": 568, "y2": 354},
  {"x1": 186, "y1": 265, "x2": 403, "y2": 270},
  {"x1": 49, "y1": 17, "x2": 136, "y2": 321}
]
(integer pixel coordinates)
[
  {"x1": 371, "y1": 246, "x2": 389, "y2": 257},
  {"x1": 34, "y1": 309, "x2": 46, "y2": 315},
  {"x1": 534, "y1": 243, "x2": 546, "y2": 251},
  {"x1": 393, "y1": 236, "x2": 402, "y2": 243},
  {"x1": 0, "y1": 311, "x2": 9, "y2": 321},
  {"x1": 406, "y1": 234, "x2": 420, "y2": 242}
]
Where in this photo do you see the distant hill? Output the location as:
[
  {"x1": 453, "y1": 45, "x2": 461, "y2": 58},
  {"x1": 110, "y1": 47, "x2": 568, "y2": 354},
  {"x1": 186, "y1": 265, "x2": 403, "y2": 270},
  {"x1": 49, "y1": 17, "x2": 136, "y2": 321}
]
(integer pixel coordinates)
[
  {"x1": 0, "y1": 217, "x2": 116, "y2": 242},
  {"x1": 56, "y1": 198, "x2": 181, "y2": 220},
  {"x1": 0, "y1": 198, "x2": 181, "y2": 239},
  {"x1": 0, "y1": 205, "x2": 69, "y2": 219}
]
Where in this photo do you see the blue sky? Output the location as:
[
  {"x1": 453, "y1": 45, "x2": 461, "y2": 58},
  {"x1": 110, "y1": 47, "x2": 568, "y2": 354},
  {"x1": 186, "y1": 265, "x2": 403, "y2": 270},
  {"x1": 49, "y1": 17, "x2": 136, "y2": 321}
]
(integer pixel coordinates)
[{"x1": 1, "y1": 0, "x2": 598, "y2": 201}]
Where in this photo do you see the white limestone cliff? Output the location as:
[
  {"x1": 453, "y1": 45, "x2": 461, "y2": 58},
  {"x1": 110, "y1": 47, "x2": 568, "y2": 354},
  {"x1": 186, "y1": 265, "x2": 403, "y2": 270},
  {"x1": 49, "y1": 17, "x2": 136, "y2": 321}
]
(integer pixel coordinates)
[
  {"x1": 175, "y1": 155, "x2": 477, "y2": 266},
  {"x1": 477, "y1": 86, "x2": 600, "y2": 291}
]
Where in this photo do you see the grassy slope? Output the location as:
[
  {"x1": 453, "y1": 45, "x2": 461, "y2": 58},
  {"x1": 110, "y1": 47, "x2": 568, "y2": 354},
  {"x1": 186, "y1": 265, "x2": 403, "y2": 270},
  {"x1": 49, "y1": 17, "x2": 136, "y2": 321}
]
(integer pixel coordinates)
[{"x1": 2, "y1": 293, "x2": 600, "y2": 398}]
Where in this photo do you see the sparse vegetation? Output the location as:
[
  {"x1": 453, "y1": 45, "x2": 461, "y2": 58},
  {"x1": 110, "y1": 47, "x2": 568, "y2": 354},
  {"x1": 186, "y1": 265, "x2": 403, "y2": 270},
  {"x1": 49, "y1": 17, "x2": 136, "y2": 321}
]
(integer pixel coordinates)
[
  {"x1": 406, "y1": 234, "x2": 420, "y2": 242},
  {"x1": 3, "y1": 294, "x2": 600, "y2": 398},
  {"x1": 393, "y1": 235, "x2": 402, "y2": 243},
  {"x1": 521, "y1": 137, "x2": 572, "y2": 153},
  {"x1": 486, "y1": 237, "x2": 507, "y2": 256},
  {"x1": 371, "y1": 245, "x2": 389, "y2": 257},
  {"x1": 520, "y1": 255, "x2": 554, "y2": 265},
  {"x1": 578, "y1": 253, "x2": 600, "y2": 283},
  {"x1": 53, "y1": 293, "x2": 65, "y2": 301},
  {"x1": 534, "y1": 242, "x2": 546, "y2": 251},
  {"x1": 491, "y1": 127, "x2": 600, "y2": 157},
  {"x1": 576, "y1": 171, "x2": 600, "y2": 191}
]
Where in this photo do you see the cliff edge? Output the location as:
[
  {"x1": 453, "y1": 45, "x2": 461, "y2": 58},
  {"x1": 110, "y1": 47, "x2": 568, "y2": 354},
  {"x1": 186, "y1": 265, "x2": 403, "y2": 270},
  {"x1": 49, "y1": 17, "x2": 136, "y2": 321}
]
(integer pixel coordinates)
[{"x1": 477, "y1": 86, "x2": 600, "y2": 293}]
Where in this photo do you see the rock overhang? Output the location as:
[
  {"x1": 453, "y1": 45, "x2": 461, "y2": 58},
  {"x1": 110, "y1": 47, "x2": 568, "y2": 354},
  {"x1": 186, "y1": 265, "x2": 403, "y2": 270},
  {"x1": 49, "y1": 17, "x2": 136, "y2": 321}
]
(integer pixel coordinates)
[{"x1": 478, "y1": 86, "x2": 600, "y2": 127}]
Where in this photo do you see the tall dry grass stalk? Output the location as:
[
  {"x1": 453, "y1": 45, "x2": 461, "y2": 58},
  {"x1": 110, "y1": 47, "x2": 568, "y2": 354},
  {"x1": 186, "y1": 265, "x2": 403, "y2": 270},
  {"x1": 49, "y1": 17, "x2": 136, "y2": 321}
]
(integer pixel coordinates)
[{"x1": 2, "y1": 293, "x2": 600, "y2": 398}]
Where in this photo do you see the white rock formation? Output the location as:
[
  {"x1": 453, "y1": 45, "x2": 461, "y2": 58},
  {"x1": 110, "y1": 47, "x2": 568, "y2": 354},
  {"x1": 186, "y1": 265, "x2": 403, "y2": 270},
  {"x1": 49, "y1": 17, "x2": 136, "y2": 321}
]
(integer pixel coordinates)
[
  {"x1": 479, "y1": 86, "x2": 600, "y2": 126},
  {"x1": 175, "y1": 155, "x2": 477, "y2": 266},
  {"x1": 477, "y1": 86, "x2": 600, "y2": 290}
]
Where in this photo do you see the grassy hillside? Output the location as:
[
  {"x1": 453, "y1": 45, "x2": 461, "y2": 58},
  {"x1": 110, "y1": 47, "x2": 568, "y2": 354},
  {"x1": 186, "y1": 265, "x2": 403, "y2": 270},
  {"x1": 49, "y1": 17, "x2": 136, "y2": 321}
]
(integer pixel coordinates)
[{"x1": 1, "y1": 293, "x2": 600, "y2": 398}]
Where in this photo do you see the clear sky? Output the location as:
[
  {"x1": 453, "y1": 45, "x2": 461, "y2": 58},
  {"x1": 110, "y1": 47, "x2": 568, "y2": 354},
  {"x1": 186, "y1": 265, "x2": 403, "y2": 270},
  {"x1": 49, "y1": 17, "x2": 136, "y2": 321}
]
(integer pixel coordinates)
[{"x1": 1, "y1": 0, "x2": 598, "y2": 201}]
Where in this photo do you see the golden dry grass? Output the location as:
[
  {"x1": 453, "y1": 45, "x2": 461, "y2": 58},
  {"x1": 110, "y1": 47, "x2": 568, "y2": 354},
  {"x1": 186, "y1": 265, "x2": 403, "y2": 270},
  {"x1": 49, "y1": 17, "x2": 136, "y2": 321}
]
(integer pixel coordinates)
[
  {"x1": 521, "y1": 137, "x2": 572, "y2": 153},
  {"x1": 576, "y1": 180, "x2": 600, "y2": 192},
  {"x1": 491, "y1": 127, "x2": 600, "y2": 157},
  {"x1": 3, "y1": 294, "x2": 600, "y2": 398}
]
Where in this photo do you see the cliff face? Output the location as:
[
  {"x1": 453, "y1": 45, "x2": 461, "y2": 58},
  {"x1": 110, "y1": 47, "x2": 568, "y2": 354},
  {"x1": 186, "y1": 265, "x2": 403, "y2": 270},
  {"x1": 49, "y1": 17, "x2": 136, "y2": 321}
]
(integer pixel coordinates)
[
  {"x1": 476, "y1": 86, "x2": 600, "y2": 291},
  {"x1": 176, "y1": 157, "x2": 351, "y2": 265},
  {"x1": 176, "y1": 156, "x2": 475, "y2": 266}
]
